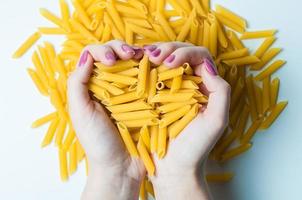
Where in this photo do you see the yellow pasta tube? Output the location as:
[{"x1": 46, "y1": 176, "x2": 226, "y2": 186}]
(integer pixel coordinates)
[
  {"x1": 223, "y1": 56, "x2": 260, "y2": 66},
  {"x1": 170, "y1": 76, "x2": 182, "y2": 93},
  {"x1": 215, "y1": 12, "x2": 244, "y2": 33},
  {"x1": 160, "y1": 105, "x2": 191, "y2": 128},
  {"x1": 168, "y1": 104, "x2": 199, "y2": 138},
  {"x1": 206, "y1": 173, "x2": 234, "y2": 182},
  {"x1": 151, "y1": 93, "x2": 194, "y2": 103},
  {"x1": 203, "y1": 20, "x2": 210, "y2": 49},
  {"x1": 59, "y1": 0, "x2": 70, "y2": 27},
  {"x1": 116, "y1": 4, "x2": 147, "y2": 19},
  {"x1": 250, "y1": 48, "x2": 282, "y2": 70},
  {"x1": 117, "y1": 122, "x2": 139, "y2": 157},
  {"x1": 157, "y1": 127, "x2": 167, "y2": 158},
  {"x1": 127, "y1": 23, "x2": 159, "y2": 40},
  {"x1": 102, "y1": 92, "x2": 140, "y2": 106},
  {"x1": 32, "y1": 51, "x2": 49, "y2": 88},
  {"x1": 38, "y1": 27, "x2": 66, "y2": 35},
  {"x1": 59, "y1": 149, "x2": 68, "y2": 181},
  {"x1": 183, "y1": 75, "x2": 202, "y2": 84},
  {"x1": 41, "y1": 118, "x2": 59, "y2": 147},
  {"x1": 13, "y1": 32, "x2": 41, "y2": 58},
  {"x1": 121, "y1": 118, "x2": 159, "y2": 128},
  {"x1": 260, "y1": 101, "x2": 288, "y2": 130},
  {"x1": 101, "y1": 23, "x2": 111, "y2": 43},
  {"x1": 112, "y1": 110, "x2": 158, "y2": 121},
  {"x1": 148, "y1": 68, "x2": 158, "y2": 103},
  {"x1": 55, "y1": 118, "x2": 67, "y2": 147},
  {"x1": 254, "y1": 37, "x2": 276, "y2": 58},
  {"x1": 69, "y1": 141, "x2": 78, "y2": 174},
  {"x1": 150, "y1": 126, "x2": 158, "y2": 153},
  {"x1": 98, "y1": 72, "x2": 137, "y2": 85},
  {"x1": 254, "y1": 60, "x2": 286, "y2": 81},
  {"x1": 155, "y1": 11, "x2": 176, "y2": 40},
  {"x1": 137, "y1": 55, "x2": 150, "y2": 97},
  {"x1": 254, "y1": 84, "x2": 263, "y2": 117},
  {"x1": 165, "y1": 80, "x2": 199, "y2": 89},
  {"x1": 213, "y1": 129, "x2": 238, "y2": 158},
  {"x1": 140, "y1": 126, "x2": 151, "y2": 151},
  {"x1": 137, "y1": 137, "x2": 155, "y2": 175},
  {"x1": 95, "y1": 60, "x2": 139, "y2": 72},
  {"x1": 215, "y1": 5, "x2": 247, "y2": 29},
  {"x1": 245, "y1": 75, "x2": 258, "y2": 122},
  {"x1": 125, "y1": 23, "x2": 134, "y2": 45},
  {"x1": 240, "y1": 119, "x2": 262, "y2": 144},
  {"x1": 157, "y1": 99, "x2": 197, "y2": 114},
  {"x1": 90, "y1": 77, "x2": 124, "y2": 95},
  {"x1": 189, "y1": 18, "x2": 199, "y2": 44},
  {"x1": 39, "y1": 8, "x2": 67, "y2": 30},
  {"x1": 235, "y1": 104, "x2": 250, "y2": 139},
  {"x1": 220, "y1": 143, "x2": 252, "y2": 162},
  {"x1": 72, "y1": 0, "x2": 92, "y2": 30},
  {"x1": 125, "y1": 18, "x2": 151, "y2": 29},
  {"x1": 69, "y1": 19, "x2": 98, "y2": 42},
  {"x1": 31, "y1": 112, "x2": 57, "y2": 128},
  {"x1": 240, "y1": 30, "x2": 277, "y2": 40},
  {"x1": 88, "y1": 83, "x2": 110, "y2": 100},
  {"x1": 27, "y1": 68, "x2": 48, "y2": 96},
  {"x1": 230, "y1": 77, "x2": 245, "y2": 111},
  {"x1": 62, "y1": 127, "x2": 75, "y2": 151},
  {"x1": 209, "y1": 22, "x2": 218, "y2": 57},
  {"x1": 218, "y1": 48, "x2": 249, "y2": 60},
  {"x1": 106, "y1": 100, "x2": 152, "y2": 113},
  {"x1": 176, "y1": 9, "x2": 196, "y2": 41},
  {"x1": 227, "y1": 30, "x2": 245, "y2": 49},
  {"x1": 189, "y1": 0, "x2": 206, "y2": 17},
  {"x1": 139, "y1": 180, "x2": 146, "y2": 200},
  {"x1": 116, "y1": 68, "x2": 139, "y2": 77},
  {"x1": 107, "y1": 0, "x2": 125, "y2": 35},
  {"x1": 270, "y1": 78, "x2": 280, "y2": 110},
  {"x1": 262, "y1": 77, "x2": 271, "y2": 114},
  {"x1": 158, "y1": 67, "x2": 184, "y2": 81}
]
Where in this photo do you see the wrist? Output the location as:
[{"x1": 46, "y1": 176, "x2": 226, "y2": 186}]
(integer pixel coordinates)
[
  {"x1": 151, "y1": 166, "x2": 211, "y2": 200},
  {"x1": 82, "y1": 163, "x2": 141, "y2": 200}
]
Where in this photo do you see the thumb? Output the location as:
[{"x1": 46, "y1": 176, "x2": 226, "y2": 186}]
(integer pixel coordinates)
[
  {"x1": 67, "y1": 50, "x2": 94, "y2": 123},
  {"x1": 198, "y1": 58, "x2": 231, "y2": 126}
]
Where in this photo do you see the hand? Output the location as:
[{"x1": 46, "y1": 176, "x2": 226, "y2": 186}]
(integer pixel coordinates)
[
  {"x1": 144, "y1": 42, "x2": 231, "y2": 200},
  {"x1": 67, "y1": 40, "x2": 145, "y2": 200}
]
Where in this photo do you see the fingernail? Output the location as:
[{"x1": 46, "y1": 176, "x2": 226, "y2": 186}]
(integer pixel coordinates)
[
  {"x1": 105, "y1": 52, "x2": 116, "y2": 61},
  {"x1": 143, "y1": 45, "x2": 156, "y2": 52},
  {"x1": 79, "y1": 50, "x2": 89, "y2": 67},
  {"x1": 204, "y1": 58, "x2": 217, "y2": 76},
  {"x1": 151, "y1": 49, "x2": 161, "y2": 57},
  {"x1": 164, "y1": 55, "x2": 175, "y2": 63},
  {"x1": 121, "y1": 44, "x2": 135, "y2": 54}
]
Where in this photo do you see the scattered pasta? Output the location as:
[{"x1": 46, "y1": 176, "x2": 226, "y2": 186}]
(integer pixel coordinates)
[{"x1": 13, "y1": 0, "x2": 288, "y2": 198}]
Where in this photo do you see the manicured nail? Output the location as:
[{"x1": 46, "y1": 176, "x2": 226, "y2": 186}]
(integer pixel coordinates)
[
  {"x1": 151, "y1": 48, "x2": 161, "y2": 57},
  {"x1": 79, "y1": 50, "x2": 89, "y2": 67},
  {"x1": 105, "y1": 52, "x2": 116, "y2": 61},
  {"x1": 204, "y1": 58, "x2": 217, "y2": 76},
  {"x1": 143, "y1": 45, "x2": 157, "y2": 52},
  {"x1": 121, "y1": 44, "x2": 135, "y2": 54},
  {"x1": 164, "y1": 55, "x2": 175, "y2": 63}
]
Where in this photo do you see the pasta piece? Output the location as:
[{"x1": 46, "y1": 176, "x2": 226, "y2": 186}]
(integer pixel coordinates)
[
  {"x1": 27, "y1": 68, "x2": 48, "y2": 96},
  {"x1": 88, "y1": 84, "x2": 110, "y2": 100},
  {"x1": 39, "y1": 8, "x2": 67, "y2": 30},
  {"x1": 170, "y1": 76, "x2": 182, "y2": 93},
  {"x1": 168, "y1": 104, "x2": 199, "y2": 138},
  {"x1": 254, "y1": 85, "x2": 263, "y2": 117},
  {"x1": 148, "y1": 69, "x2": 158, "y2": 103},
  {"x1": 116, "y1": 68, "x2": 139, "y2": 77},
  {"x1": 125, "y1": 23, "x2": 134, "y2": 45},
  {"x1": 250, "y1": 48, "x2": 282, "y2": 70},
  {"x1": 55, "y1": 118, "x2": 67, "y2": 147},
  {"x1": 62, "y1": 127, "x2": 75, "y2": 151},
  {"x1": 218, "y1": 48, "x2": 249, "y2": 60},
  {"x1": 240, "y1": 119, "x2": 262, "y2": 144},
  {"x1": 72, "y1": 0, "x2": 92, "y2": 30},
  {"x1": 254, "y1": 37, "x2": 276, "y2": 58},
  {"x1": 127, "y1": 23, "x2": 159, "y2": 40},
  {"x1": 121, "y1": 118, "x2": 159, "y2": 128},
  {"x1": 59, "y1": 149, "x2": 68, "y2": 181},
  {"x1": 90, "y1": 77, "x2": 125, "y2": 95},
  {"x1": 157, "y1": 127, "x2": 167, "y2": 158},
  {"x1": 140, "y1": 126, "x2": 151, "y2": 151},
  {"x1": 215, "y1": 5, "x2": 247, "y2": 29},
  {"x1": 137, "y1": 137, "x2": 155, "y2": 175},
  {"x1": 203, "y1": 20, "x2": 210, "y2": 49},
  {"x1": 31, "y1": 112, "x2": 57, "y2": 128},
  {"x1": 245, "y1": 75, "x2": 258, "y2": 122},
  {"x1": 107, "y1": 0, "x2": 125, "y2": 35},
  {"x1": 262, "y1": 77, "x2": 271, "y2": 114},
  {"x1": 165, "y1": 80, "x2": 199, "y2": 89},
  {"x1": 254, "y1": 60, "x2": 286, "y2": 81},
  {"x1": 38, "y1": 27, "x2": 66, "y2": 35},
  {"x1": 69, "y1": 19, "x2": 98, "y2": 42},
  {"x1": 183, "y1": 75, "x2": 202, "y2": 84},
  {"x1": 139, "y1": 180, "x2": 146, "y2": 200},
  {"x1": 150, "y1": 126, "x2": 158, "y2": 153},
  {"x1": 227, "y1": 30, "x2": 245, "y2": 49},
  {"x1": 189, "y1": 0, "x2": 206, "y2": 17},
  {"x1": 260, "y1": 101, "x2": 288, "y2": 130},
  {"x1": 240, "y1": 30, "x2": 277, "y2": 40},
  {"x1": 41, "y1": 118, "x2": 59, "y2": 147},
  {"x1": 159, "y1": 105, "x2": 191, "y2": 128},
  {"x1": 117, "y1": 122, "x2": 139, "y2": 157},
  {"x1": 230, "y1": 77, "x2": 245, "y2": 111},
  {"x1": 69, "y1": 142, "x2": 78, "y2": 174},
  {"x1": 13, "y1": 32, "x2": 41, "y2": 58},
  {"x1": 106, "y1": 100, "x2": 152, "y2": 113},
  {"x1": 223, "y1": 56, "x2": 260, "y2": 66},
  {"x1": 95, "y1": 60, "x2": 139, "y2": 72},
  {"x1": 98, "y1": 72, "x2": 137, "y2": 85},
  {"x1": 235, "y1": 104, "x2": 250, "y2": 139},
  {"x1": 214, "y1": 12, "x2": 245, "y2": 33},
  {"x1": 155, "y1": 11, "x2": 176, "y2": 40},
  {"x1": 157, "y1": 99, "x2": 197, "y2": 113},
  {"x1": 158, "y1": 67, "x2": 184, "y2": 81},
  {"x1": 112, "y1": 110, "x2": 158, "y2": 121},
  {"x1": 176, "y1": 9, "x2": 197, "y2": 41},
  {"x1": 209, "y1": 21, "x2": 218, "y2": 57},
  {"x1": 220, "y1": 143, "x2": 252, "y2": 162},
  {"x1": 137, "y1": 55, "x2": 150, "y2": 97},
  {"x1": 151, "y1": 93, "x2": 194, "y2": 103},
  {"x1": 102, "y1": 92, "x2": 140, "y2": 106},
  {"x1": 270, "y1": 78, "x2": 280, "y2": 110},
  {"x1": 59, "y1": 0, "x2": 70, "y2": 28}
]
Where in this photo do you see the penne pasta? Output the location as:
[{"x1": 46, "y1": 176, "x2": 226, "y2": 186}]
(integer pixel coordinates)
[
  {"x1": 106, "y1": 100, "x2": 152, "y2": 113},
  {"x1": 150, "y1": 126, "x2": 158, "y2": 153},
  {"x1": 223, "y1": 56, "x2": 260, "y2": 66},
  {"x1": 59, "y1": 149, "x2": 68, "y2": 181},
  {"x1": 157, "y1": 127, "x2": 167, "y2": 158},
  {"x1": 250, "y1": 48, "x2": 282, "y2": 70},
  {"x1": 254, "y1": 37, "x2": 276, "y2": 58},
  {"x1": 137, "y1": 55, "x2": 150, "y2": 97},
  {"x1": 137, "y1": 137, "x2": 155, "y2": 175},
  {"x1": 41, "y1": 118, "x2": 59, "y2": 147},
  {"x1": 117, "y1": 122, "x2": 139, "y2": 157},
  {"x1": 215, "y1": 5, "x2": 247, "y2": 29},
  {"x1": 270, "y1": 78, "x2": 280, "y2": 110},
  {"x1": 260, "y1": 101, "x2": 288, "y2": 130},
  {"x1": 206, "y1": 173, "x2": 234, "y2": 182},
  {"x1": 151, "y1": 93, "x2": 194, "y2": 103},
  {"x1": 112, "y1": 110, "x2": 158, "y2": 121},
  {"x1": 254, "y1": 60, "x2": 286, "y2": 81},
  {"x1": 121, "y1": 118, "x2": 159, "y2": 128},
  {"x1": 220, "y1": 143, "x2": 252, "y2": 162},
  {"x1": 159, "y1": 105, "x2": 191, "y2": 128},
  {"x1": 13, "y1": 32, "x2": 41, "y2": 58},
  {"x1": 240, "y1": 30, "x2": 277, "y2": 40}
]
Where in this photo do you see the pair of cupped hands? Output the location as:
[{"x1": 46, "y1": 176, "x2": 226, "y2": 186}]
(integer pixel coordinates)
[{"x1": 67, "y1": 40, "x2": 231, "y2": 200}]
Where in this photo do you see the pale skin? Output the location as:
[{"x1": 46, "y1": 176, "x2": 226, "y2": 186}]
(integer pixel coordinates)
[{"x1": 67, "y1": 40, "x2": 231, "y2": 200}]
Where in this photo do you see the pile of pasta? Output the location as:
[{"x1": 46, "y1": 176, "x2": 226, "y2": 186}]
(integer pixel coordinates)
[{"x1": 13, "y1": 0, "x2": 288, "y2": 198}]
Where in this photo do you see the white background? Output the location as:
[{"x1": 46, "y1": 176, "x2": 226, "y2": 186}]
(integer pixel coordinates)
[{"x1": 0, "y1": 0, "x2": 301, "y2": 199}]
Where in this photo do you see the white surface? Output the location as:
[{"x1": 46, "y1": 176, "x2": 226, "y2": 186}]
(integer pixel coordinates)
[{"x1": 0, "y1": 0, "x2": 301, "y2": 199}]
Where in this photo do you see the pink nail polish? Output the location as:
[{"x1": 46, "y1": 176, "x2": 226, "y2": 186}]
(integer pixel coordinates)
[
  {"x1": 151, "y1": 49, "x2": 161, "y2": 57},
  {"x1": 121, "y1": 44, "x2": 135, "y2": 54},
  {"x1": 105, "y1": 52, "x2": 116, "y2": 61},
  {"x1": 165, "y1": 55, "x2": 175, "y2": 63},
  {"x1": 79, "y1": 50, "x2": 89, "y2": 67},
  {"x1": 204, "y1": 58, "x2": 217, "y2": 76},
  {"x1": 143, "y1": 45, "x2": 156, "y2": 52}
]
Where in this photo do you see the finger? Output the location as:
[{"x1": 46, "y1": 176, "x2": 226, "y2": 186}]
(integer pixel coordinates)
[
  {"x1": 132, "y1": 45, "x2": 144, "y2": 60},
  {"x1": 200, "y1": 58, "x2": 231, "y2": 129},
  {"x1": 106, "y1": 39, "x2": 136, "y2": 60},
  {"x1": 67, "y1": 50, "x2": 94, "y2": 124},
  {"x1": 85, "y1": 44, "x2": 116, "y2": 66},
  {"x1": 145, "y1": 42, "x2": 192, "y2": 65},
  {"x1": 164, "y1": 46, "x2": 212, "y2": 68}
]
